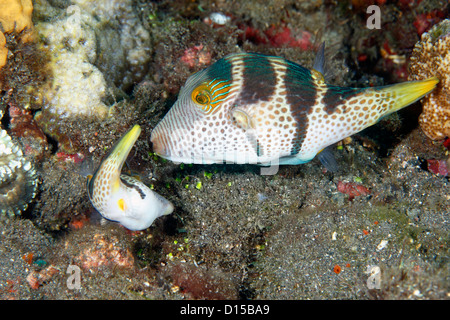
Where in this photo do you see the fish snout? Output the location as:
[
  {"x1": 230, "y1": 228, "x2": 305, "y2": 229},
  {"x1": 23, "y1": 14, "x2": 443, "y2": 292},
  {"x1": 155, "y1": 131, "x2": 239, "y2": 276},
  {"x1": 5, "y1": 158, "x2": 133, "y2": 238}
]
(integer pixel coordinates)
[{"x1": 150, "y1": 128, "x2": 170, "y2": 158}]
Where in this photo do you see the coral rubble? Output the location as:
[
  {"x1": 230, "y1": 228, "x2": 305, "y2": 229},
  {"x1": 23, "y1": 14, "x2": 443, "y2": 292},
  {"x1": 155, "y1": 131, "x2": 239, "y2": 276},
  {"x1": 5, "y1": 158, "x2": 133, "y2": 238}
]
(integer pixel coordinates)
[{"x1": 409, "y1": 19, "x2": 450, "y2": 141}]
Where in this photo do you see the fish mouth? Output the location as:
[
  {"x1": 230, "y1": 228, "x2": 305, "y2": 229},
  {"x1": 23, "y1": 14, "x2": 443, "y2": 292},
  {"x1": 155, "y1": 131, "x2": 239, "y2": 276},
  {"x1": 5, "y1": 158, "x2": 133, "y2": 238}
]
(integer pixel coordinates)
[
  {"x1": 150, "y1": 129, "x2": 170, "y2": 158},
  {"x1": 150, "y1": 129, "x2": 218, "y2": 164}
]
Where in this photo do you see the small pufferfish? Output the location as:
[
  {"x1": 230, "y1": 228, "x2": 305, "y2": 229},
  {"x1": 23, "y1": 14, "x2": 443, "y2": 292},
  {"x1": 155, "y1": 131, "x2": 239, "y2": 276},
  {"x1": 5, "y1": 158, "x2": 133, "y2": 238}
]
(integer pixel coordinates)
[
  {"x1": 87, "y1": 125, "x2": 174, "y2": 231},
  {"x1": 151, "y1": 45, "x2": 438, "y2": 168}
]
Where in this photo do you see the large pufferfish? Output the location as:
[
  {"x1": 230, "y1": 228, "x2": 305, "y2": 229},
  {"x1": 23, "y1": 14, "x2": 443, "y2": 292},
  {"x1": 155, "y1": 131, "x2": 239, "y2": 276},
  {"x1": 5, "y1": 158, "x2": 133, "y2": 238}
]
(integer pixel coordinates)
[
  {"x1": 151, "y1": 46, "x2": 438, "y2": 169},
  {"x1": 87, "y1": 125, "x2": 174, "y2": 231}
]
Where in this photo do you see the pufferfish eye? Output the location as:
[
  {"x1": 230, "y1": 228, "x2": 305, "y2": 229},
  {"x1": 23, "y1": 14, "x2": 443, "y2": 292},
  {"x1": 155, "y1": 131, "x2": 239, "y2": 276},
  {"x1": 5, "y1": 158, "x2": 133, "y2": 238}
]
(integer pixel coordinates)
[{"x1": 192, "y1": 86, "x2": 211, "y2": 106}]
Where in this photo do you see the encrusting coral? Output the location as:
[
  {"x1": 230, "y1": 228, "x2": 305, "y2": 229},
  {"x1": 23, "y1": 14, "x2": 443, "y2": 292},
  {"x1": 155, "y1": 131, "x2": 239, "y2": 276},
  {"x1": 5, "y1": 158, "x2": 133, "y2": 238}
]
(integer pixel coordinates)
[
  {"x1": 0, "y1": 32, "x2": 6, "y2": 67},
  {"x1": 33, "y1": 1, "x2": 152, "y2": 152},
  {"x1": 409, "y1": 19, "x2": 450, "y2": 141},
  {"x1": 0, "y1": 0, "x2": 34, "y2": 68},
  {"x1": 35, "y1": 5, "x2": 109, "y2": 120},
  {"x1": 33, "y1": 5, "x2": 110, "y2": 151}
]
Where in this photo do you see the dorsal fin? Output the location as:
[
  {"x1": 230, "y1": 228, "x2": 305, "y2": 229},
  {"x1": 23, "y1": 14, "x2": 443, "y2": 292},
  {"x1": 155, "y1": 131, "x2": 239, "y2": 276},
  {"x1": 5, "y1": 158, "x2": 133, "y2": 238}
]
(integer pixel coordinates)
[{"x1": 312, "y1": 42, "x2": 326, "y2": 75}]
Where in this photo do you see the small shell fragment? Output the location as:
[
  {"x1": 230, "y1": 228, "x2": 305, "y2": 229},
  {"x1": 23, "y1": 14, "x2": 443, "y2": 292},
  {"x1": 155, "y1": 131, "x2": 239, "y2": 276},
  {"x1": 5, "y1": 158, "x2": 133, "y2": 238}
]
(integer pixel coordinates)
[
  {"x1": 205, "y1": 12, "x2": 230, "y2": 26},
  {"x1": 331, "y1": 231, "x2": 337, "y2": 240},
  {"x1": 210, "y1": 12, "x2": 230, "y2": 25},
  {"x1": 376, "y1": 239, "x2": 389, "y2": 251}
]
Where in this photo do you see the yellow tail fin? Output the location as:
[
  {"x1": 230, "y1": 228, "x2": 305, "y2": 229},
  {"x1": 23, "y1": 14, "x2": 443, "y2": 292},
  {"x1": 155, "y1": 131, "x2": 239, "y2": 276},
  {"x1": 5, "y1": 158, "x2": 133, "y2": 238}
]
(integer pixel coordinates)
[{"x1": 377, "y1": 77, "x2": 439, "y2": 115}]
